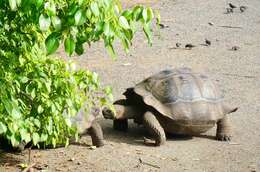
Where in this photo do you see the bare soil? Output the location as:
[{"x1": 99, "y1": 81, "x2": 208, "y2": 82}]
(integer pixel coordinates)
[{"x1": 1, "y1": 0, "x2": 260, "y2": 171}]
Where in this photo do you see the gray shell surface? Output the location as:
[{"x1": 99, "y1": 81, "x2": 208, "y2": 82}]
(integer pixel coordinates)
[{"x1": 133, "y1": 68, "x2": 226, "y2": 121}]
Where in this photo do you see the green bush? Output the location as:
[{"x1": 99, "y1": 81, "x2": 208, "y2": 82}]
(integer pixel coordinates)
[{"x1": 0, "y1": 0, "x2": 154, "y2": 148}]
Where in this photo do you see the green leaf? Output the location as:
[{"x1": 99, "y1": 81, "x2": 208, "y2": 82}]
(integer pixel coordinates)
[
  {"x1": 105, "y1": 43, "x2": 116, "y2": 60},
  {"x1": 35, "y1": 0, "x2": 43, "y2": 8},
  {"x1": 20, "y1": 76, "x2": 28, "y2": 83},
  {"x1": 142, "y1": 8, "x2": 148, "y2": 22},
  {"x1": 45, "y1": 32, "x2": 60, "y2": 55},
  {"x1": 146, "y1": 7, "x2": 154, "y2": 22},
  {"x1": 9, "y1": 0, "x2": 17, "y2": 11},
  {"x1": 37, "y1": 105, "x2": 44, "y2": 113},
  {"x1": 143, "y1": 23, "x2": 152, "y2": 45},
  {"x1": 75, "y1": 42, "x2": 84, "y2": 55},
  {"x1": 45, "y1": 2, "x2": 56, "y2": 16},
  {"x1": 51, "y1": 16, "x2": 62, "y2": 30},
  {"x1": 40, "y1": 133, "x2": 48, "y2": 142},
  {"x1": 32, "y1": 133, "x2": 40, "y2": 145},
  {"x1": 20, "y1": 129, "x2": 31, "y2": 143},
  {"x1": 39, "y1": 14, "x2": 51, "y2": 31},
  {"x1": 10, "y1": 134, "x2": 19, "y2": 147},
  {"x1": 90, "y1": 2, "x2": 99, "y2": 16},
  {"x1": 64, "y1": 36, "x2": 75, "y2": 56},
  {"x1": 104, "y1": 22, "x2": 110, "y2": 36},
  {"x1": 31, "y1": 88, "x2": 36, "y2": 99},
  {"x1": 74, "y1": 10, "x2": 86, "y2": 26},
  {"x1": 119, "y1": 16, "x2": 130, "y2": 29},
  {"x1": 0, "y1": 122, "x2": 7, "y2": 134}
]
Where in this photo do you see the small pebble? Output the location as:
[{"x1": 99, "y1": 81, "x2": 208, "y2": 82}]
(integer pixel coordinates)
[
  {"x1": 185, "y1": 44, "x2": 196, "y2": 49},
  {"x1": 240, "y1": 6, "x2": 247, "y2": 12},
  {"x1": 205, "y1": 39, "x2": 211, "y2": 46},
  {"x1": 68, "y1": 158, "x2": 75, "y2": 161},
  {"x1": 231, "y1": 46, "x2": 240, "y2": 51},
  {"x1": 229, "y1": 3, "x2": 237, "y2": 9},
  {"x1": 176, "y1": 43, "x2": 181, "y2": 48}
]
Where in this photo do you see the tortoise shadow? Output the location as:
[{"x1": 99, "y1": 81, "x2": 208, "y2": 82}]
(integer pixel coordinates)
[{"x1": 101, "y1": 119, "x2": 217, "y2": 146}]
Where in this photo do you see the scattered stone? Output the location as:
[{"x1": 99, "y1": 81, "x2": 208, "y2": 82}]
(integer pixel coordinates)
[
  {"x1": 77, "y1": 162, "x2": 82, "y2": 165},
  {"x1": 185, "y1": 44, "x2": 196, "y2": 49},
  {"x1": 159, "y1": 23, "x2": 169, "y2": 29},
  {"x1": 170, "y1": 157, "x2": 178, "y2": 161},
  {"x1": 240, "y1": 6, "x2": 247, "y2": 12},
  {"x1": 229, "y1": 3, "x2": 237, "y2": 9},
  {"x1": 208, "y1": 22, "x2": 214, "y2": 26},
  {"x1": 205, "y1": 39, "x2": 211, "y2": 46},
  {"x1": 139, "y1": 158, "x2": 160, "y2": 169},
  {"x1": 68, "y1": 158, "x2": 75, "y2": 161},
  {"x1": 122, "y1": 63, "x2": 132, "y2": 66},
  {"x1": 226, "y1": 8, "x2": 233, "y2": 14},
  {"x1": 55, "y1": 167, "x2": 63, "y2": 171},
  {"x1": 176, "y1": 43, "x2": 181, "y2": 48},
  {"x1": 89, "y1": 146, "x2": 97, "y2": 150},
  {"x1": 231, "y1": 46, "x2": 240, "y2": 51}
]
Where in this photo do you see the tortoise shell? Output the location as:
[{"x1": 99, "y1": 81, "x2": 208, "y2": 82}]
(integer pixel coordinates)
[{"x1": 132, "y1": 68, "x2": 228, "y2": 122}]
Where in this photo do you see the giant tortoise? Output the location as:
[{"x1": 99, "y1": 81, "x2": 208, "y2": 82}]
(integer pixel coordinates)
[{"x1": 103, "y1": 68, "x2": 238, "y2": 146}]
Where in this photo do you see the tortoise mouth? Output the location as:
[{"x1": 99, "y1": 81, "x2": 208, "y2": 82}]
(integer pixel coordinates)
[{"x1": 102, "y1": 107, "x2": 115, "y2": 119}]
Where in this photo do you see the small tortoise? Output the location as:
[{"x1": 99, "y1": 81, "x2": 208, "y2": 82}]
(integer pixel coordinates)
[
  {"x1": 103, "y1": 68, "x2": 238, "y2": 146},
  {"x1": 8, "y1": 107, "x2": 104, "y2": 152}
]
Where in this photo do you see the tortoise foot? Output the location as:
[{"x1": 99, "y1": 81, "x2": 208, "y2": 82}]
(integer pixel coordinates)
[{"x1": 216, "y1": 133, "x2": 231, "y2": 141}]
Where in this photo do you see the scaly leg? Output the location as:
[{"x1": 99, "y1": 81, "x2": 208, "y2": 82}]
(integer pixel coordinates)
[
  {"x1": 216, "y1": 115, "x2": 232, "y2": 141},
  {"x1": 87, "y1": 120, "x2": 105, "y2": 147},
  {"x1": 143, "y1": 111, "x2": 166, "y2": 146}
]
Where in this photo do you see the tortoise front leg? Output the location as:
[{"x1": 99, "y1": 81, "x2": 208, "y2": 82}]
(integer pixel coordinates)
[
  {"x1": 143, "y1": 112, "x2": 166, "y2": 146},
  {"x1": 87, "y1": 120, "x2": 105, "y2": 147},
  {"x1": 216, "y1": 115, "x2": 232, "y2": 141}
]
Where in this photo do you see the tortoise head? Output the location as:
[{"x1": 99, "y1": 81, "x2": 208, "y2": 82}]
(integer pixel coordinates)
[
  {"x1": 102, "y1": 106, "x2": 126, "y2": 119},
  {"x1": 102, "y1": 107, "x2": 116, "y2": 119}
]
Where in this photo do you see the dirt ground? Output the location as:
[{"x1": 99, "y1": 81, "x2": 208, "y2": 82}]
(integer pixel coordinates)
[{"x1": 1, "y1": 0, "x2": 260, "y2": 171}]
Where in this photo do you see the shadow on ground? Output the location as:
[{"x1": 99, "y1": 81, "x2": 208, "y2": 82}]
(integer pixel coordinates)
[{"x1": 100, "y1": 119, "x2": 217, "y2": 146}]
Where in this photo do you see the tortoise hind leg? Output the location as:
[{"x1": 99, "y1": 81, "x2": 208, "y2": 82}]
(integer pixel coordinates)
[
  {"x1": 216, "y1": 115, "x2": 231, "y2": 141},
  {"x1": 87, "y1": 120, "x2": 105, "y2": 147},
  {"x1": 143, "y1": 112, "x2": 166, "y2": 146}
]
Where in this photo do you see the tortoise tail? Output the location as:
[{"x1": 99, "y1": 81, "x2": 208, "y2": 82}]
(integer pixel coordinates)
[{"x1": 223, "y1": 104, "x2": 238, "y2": 114}]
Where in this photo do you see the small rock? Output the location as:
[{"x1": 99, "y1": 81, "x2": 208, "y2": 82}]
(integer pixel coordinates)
[
  {"x1": 159, "y1": 23, "x2": 169, "y2": 29},
  {"x1": 208, "y1": 22, "x2": 214, "y2": 26},
  {"x1": 89, "y1": 146, "x2": 96, "y2": 150},
  {"x1": 240, "y1": 6, "x2": 247, "y2": 12},
  {"x1": 229, "y1": 3, "x2": 237, "y2": 9},
  {"x1": 122, "y1": 63, "x2": 132, "y2": 66},
  {"x1": 170, "y1": 157, "x2": 178, "y2": 161},
  {"x1": 226, "y1": 8, "x2": 233, "y2": 14},
  {"x1": 55, "y1": 167, "x2": 63, "y2": 171},
  {"x1": 176, "y1": 43, "x2": 181, "y2": 48},
  {"x1": 231, "y1": 46, "x2": 240, "y2": 51},
  {"x1": 77, "y1": 162, "x2": 82, "y2": 165},
  {"x1": 68, "y1": 158, "x2": 75, "y2": 161},
  {"x1": 185, "y1": 44, "x2": 196, "y2": 49},
  {"x1": 205, "y1": 39, "x2": 211, "y2": 46}
]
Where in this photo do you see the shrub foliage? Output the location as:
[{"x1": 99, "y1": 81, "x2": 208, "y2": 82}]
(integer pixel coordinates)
[{"x1": 0, "y1": 0, "x2": 154, "y2": 148}]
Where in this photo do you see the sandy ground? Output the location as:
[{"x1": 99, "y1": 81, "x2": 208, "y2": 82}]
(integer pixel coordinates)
[{"x1": 1, "y1": 0, "x2": 260, "y2": 171}]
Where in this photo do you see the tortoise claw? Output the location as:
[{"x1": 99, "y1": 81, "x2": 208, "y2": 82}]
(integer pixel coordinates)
[{"x1": 216, "y1": 134, "x2": 231, "y2": 141}]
